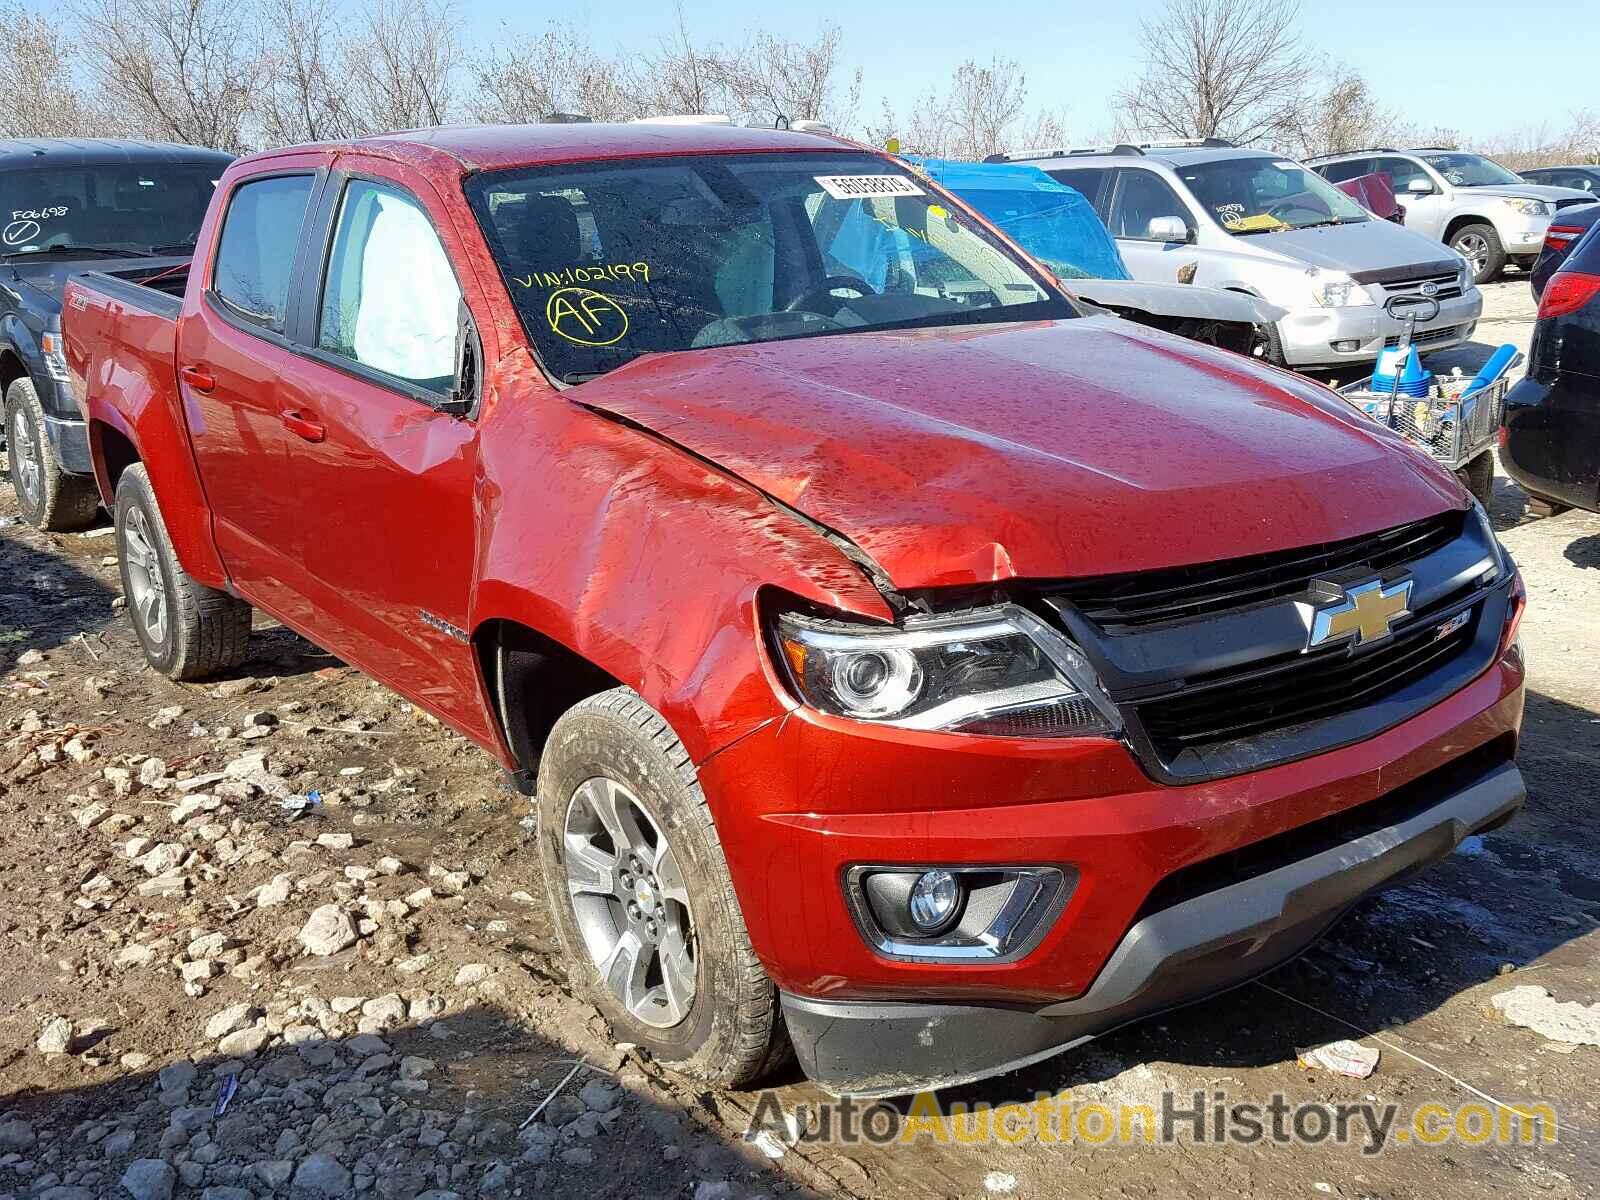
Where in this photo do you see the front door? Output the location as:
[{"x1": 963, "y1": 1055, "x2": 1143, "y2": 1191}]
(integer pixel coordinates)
[
  {"x1": 271, "y1": 168, "x2": 491, "y2": 741},
  {"x1": 1105, "y1": 168, "x2": 1198, "y2": 284}
]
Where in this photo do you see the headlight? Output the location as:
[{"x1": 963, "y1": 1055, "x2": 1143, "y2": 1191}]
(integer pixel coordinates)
[
  {"x1": 772, "y1": 603, "x2": 1119, "y2": 738},
  {"x1": 1502, "y1": 197, "x2": 1549, "y2": 217},
  {"x1": 40, "y1": 332, "x2": 71, "y2": 382},
  {"x1": 1470, "y1": 498, "x2": 1508, "y2": 579},
  {"x1": 1306, "y1": 268, "x2": 1374, "y2": 308}
]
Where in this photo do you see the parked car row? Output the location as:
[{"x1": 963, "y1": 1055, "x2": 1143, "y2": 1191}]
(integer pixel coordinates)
[{"x1": 32, "y1": 119, "x2": 1537, "y2": 1099}]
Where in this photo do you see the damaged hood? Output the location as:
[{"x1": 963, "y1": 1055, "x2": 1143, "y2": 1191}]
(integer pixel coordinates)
[
  {"x1": 571, "y1": 318, "x2": 1462, "y2": 589},
  {"x1": 1067, "y1": 279, "x2": 1283, "y2": 325}
]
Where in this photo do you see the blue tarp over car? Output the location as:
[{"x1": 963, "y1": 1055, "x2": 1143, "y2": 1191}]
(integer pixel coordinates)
[{"x1": 910, "y1": 157, "x2": 1132, "y2": 282}]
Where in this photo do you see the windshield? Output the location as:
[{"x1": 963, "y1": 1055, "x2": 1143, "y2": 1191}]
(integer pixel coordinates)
[
  {"x1": 1419, "y1": 153, "x2": 1523, "y2": 188},
  {"x1": 465, "y1": 152, "x2": 1072, "y2": 382},
  {"x1": 1177, "y1": 156, "x2": 1371, "y2": 235},
  {"x1": 1, "y1": 163, "x2": 223, "y2": 257}
]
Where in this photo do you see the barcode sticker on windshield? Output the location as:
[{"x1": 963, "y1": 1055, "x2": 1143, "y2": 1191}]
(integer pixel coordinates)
[{"x1": 814, "y1": 174, "x2": 925, "y2": 200}]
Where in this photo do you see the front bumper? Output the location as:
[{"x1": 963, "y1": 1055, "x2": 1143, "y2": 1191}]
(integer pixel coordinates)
[
  {"x1": 782, "y1": 754, "x2": 1524, "y2": 1096},
  {"x1": 1277, "y1": 290, "x2": 1482, "y2": 368},
  {"x1": 1501, "y1": 221, "x2": 1549, "y2": 257}
]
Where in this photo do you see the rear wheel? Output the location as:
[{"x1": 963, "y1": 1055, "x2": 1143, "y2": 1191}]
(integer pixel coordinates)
[
  {"x1": 114, "y1": 464, "x2": 252, "y2": 679},
  {"x1": 1450, "y1": 223, "x2": 1506, "y2": 284},
  {"x1": 5, "y1": 378, "x2": 101, "y2": 531},
  {"x1": 536, "y1": 688, "x2": 787, "y2": 1087}
]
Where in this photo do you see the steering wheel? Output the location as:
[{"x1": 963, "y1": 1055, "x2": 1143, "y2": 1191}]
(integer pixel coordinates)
[
  {"x1": 1266, "y1": 198, "x2": 1310, "y2": 221},
  {"x1": 784, "y1": 275, "x2": 876, "y2": 315}
]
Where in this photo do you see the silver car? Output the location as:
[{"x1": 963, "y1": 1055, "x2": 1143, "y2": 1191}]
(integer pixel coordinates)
[
  {"x1": 1309, "y1": 148, "x2": 1594, "y2": 283},
  {"x1": 998, "y1": 142, "x2": 1483, "y2": 371}
]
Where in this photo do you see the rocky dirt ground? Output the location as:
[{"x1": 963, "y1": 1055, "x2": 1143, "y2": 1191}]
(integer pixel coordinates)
[{"x1": 1, "y1": 279, "x2": 1597, "y2": 1199}]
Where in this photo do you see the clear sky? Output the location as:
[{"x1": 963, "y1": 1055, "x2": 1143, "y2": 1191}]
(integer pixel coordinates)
[{"x1": 465, "y1": 0, "x2": 1590, "y2": 144}]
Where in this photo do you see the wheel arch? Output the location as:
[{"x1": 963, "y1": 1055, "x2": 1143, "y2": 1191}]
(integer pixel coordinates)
[
  {"x1": 1443, "y1": 213, "x2": 1496, "y2": 243},
  {"x1": 472, "y1": 617, "x2": 627, "y2": 789}
]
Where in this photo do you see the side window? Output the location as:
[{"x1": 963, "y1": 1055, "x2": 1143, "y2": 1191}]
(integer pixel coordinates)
[
  {"x1": 1107, "y1": 170, "x2": 1190, "y2": 240},
  {"x1": 1561, "y1": 172, "x2": 1596, "y2": 193},
  {"x1": 1318, "y1": 158, "x2": 1374, "y2": 184},
  {"x1": 212, "y1": 174, "x2": 316, "y2": 331},
  {"x1": 1045, "y1": 168, "x2": 1108, "y2": 213},
  {"x1": 1372, "y1": 156, "x2": 1431, "y2": 193},
  {"x1": 317, "y1": 179, "x2": 463, "y2": 393}
]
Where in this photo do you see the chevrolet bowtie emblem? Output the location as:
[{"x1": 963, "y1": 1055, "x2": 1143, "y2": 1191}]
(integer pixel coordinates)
[{"x1": 1308, "y1": 578, "x2": 1414, "y2": 649}]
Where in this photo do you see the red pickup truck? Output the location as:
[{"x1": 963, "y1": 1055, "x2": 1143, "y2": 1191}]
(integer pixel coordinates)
[{"x1": 62, "y1": 123, "x2": 1528, "y2": 1097}]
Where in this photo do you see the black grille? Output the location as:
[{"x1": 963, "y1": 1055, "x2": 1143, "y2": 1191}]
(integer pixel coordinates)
[
  {"x1": 1058, "y1": 510, "x2": 1464, "y2": 629},
  {"x1": 1133, "y1": 609, "x2": 1478, "y2": 757},
  {"x1": 1556, "y1": 197, "x2": 1593, "y2": 211},
  {"x1": 1385, "y1": 325, "x2": 1461, "y2": 349}
]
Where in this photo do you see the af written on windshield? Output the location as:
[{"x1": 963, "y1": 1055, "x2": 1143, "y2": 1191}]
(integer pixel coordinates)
[{"x1": 465, "y1": 152, "x2": 1074, "y2": 382}]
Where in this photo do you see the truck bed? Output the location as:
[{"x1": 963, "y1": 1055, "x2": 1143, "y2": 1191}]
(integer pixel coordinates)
[{"x1": 76, "y1": 259, "x2": 192, "y2": 322}]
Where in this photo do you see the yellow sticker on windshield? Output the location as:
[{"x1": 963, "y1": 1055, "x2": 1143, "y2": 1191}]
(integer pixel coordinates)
[
  {"x1": 546, "y1": 288, "x2": 629, "y2": 346},
  {"x1": 1225, "y1": 213, "x2": 1290, "y2": 232}
]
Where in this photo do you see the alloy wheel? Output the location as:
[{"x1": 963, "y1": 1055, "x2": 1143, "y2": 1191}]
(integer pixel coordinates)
[
  {"x1": 9, "y1": 405, "x2": 40, "y2": 509},
  {"x1": 1454, "y1": 233, "x2": 1490, "y2": 276},
  {"x1": 121, "y1": 507, "x2": 169, "y2": 646},
  {"x1": 563, "y1": 775, "x2": 697, "y2": 1029}
]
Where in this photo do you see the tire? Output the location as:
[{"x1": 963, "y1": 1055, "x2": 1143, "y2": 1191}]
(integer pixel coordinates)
[
  {"x1": 114, "y1": 464, "x2": 252, "y2": 679},
  {"x1": 1251, "y1": 320, "x2": 1288, "y2": 367},
  {"x1": 5, "y1": 377, "x2": 101, "y2": 532},
  {"x1": 536, "y1": 687, "x2": 788, "y2": 1088},
  {"x1": 1458, "y1": 452, "x2": 1494, "y2": 508},
  {"x1": 1450, "y1": 223, "x2": 1506, "y2": 284}
]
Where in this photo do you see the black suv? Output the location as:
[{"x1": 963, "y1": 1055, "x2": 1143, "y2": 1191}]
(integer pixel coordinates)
[{"x1": 3, "y1": 139, "x2": 232, "y2": 529}]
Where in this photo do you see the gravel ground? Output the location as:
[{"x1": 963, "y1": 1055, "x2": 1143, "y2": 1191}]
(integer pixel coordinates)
[{"x1": 1, "y1": 279, "x2": 1596, "y2": 1199}]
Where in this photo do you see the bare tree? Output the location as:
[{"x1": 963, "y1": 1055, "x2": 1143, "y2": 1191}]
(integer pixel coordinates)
[
  {"x1": 341, "y1": 0, "x2": 461, "y2": 134},
  {"x1": 867, "y1": 60, "x2": 1063, "y2": 161},
  {"x1": 1482, "y1": 109, "x2": 1600, "y2": 169},
  {"x1": 1115, "y1": 0, "x2": 1313, "y2": 146},
  {"x1": 75, "y1": 0, "x2": 259, "y2": 152},
  {"x1": 723, "y1": 26, "x2": 861, "y2": 131},
  {"x1": 469, "y1": 23, "x2": 643, "y2": 124},
  {"x1": 0, "y1": 3, "x2": 131, "y2": 137},
  {"x1": 1283, "y1": 62, "x2": 1395, "y2": 158},
  {"x1": 254, "y1": 0, "x2": 360, "y2": 146}
]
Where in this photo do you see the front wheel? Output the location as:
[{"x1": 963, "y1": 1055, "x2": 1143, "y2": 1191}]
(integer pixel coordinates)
[
  {"x1": 5, "y1": 378, "x2": 101, "y2": 531},
  {"x1": 1450, "y1": 224, "x2": 1506, "y2": 284},
  {"x1": 536, "y1": 688, "x2": 787, "y2": 1087},
  {"x1": 114, "y1": 464, "x2": 252, "y2": 679},
  {"x1": 1458, "y1": 452, "x2": 1495, "y2": 508}
]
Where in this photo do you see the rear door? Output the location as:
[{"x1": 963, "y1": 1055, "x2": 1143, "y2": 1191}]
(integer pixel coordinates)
[
  {"x1": 178, "y1": 159, "x2": 326, "y2": 620},
  {"x1": 267, "y1": 161, "x2": 493, "y2": 740}
]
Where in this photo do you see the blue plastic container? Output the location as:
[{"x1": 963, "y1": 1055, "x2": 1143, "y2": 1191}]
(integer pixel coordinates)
[{"x1": 1372, "y1": 346, "x2": 1431, "y2": 397}]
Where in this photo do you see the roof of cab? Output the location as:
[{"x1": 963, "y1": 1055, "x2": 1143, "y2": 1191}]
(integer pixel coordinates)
[
  {"x1": 0, "y1": 138, "x2": 235, "y2": 168},
  {"x1": 248, "y1": 122, "x2": 861, "y2": 175}
]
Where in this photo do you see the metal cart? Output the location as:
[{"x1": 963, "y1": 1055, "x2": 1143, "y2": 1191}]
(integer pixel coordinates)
[{"x1": 1337, "y1": 296, "x2": 1519, "y2": 507}]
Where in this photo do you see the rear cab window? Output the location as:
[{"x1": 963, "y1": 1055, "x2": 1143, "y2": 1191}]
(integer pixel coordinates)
[
  {"x1": 465, "y1": 152, "x2": 1072, "y2": 384},
  {"x1": 211, "y1": 174, "x2": 317, "y2": 332},
  {"x1": 1, "y1": 161, "x2": 222, "y2": 257}
]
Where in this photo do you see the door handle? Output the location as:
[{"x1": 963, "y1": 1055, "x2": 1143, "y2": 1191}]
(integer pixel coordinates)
[
  {"x1": 279, "y1": 409, "x2": 326, "y2": 443},
  {"x1": 179, "y1": 365, "x2": 215, "y2": 393}
]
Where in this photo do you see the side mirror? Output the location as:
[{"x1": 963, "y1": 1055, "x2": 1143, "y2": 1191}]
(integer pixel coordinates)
[
  {"x1": 1146, "y1": 216, "x2": 1192, "y2": 243},
  {"x1": 1406, "y1": 177, "x2": 1435, "y2": 196}
]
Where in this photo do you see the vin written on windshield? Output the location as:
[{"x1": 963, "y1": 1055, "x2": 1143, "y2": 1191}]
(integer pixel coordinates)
[{"x1": 464, "y1": 152, "x2": 1074, "y2": 382}]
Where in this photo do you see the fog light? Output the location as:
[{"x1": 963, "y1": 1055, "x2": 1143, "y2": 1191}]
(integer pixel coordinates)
[
  {"x1": 908, "y1": 869, "x2": 960, "y2": 931},
  {"x1": 1333, "y1": 339, "x2": 1361, "y2": 353}
]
